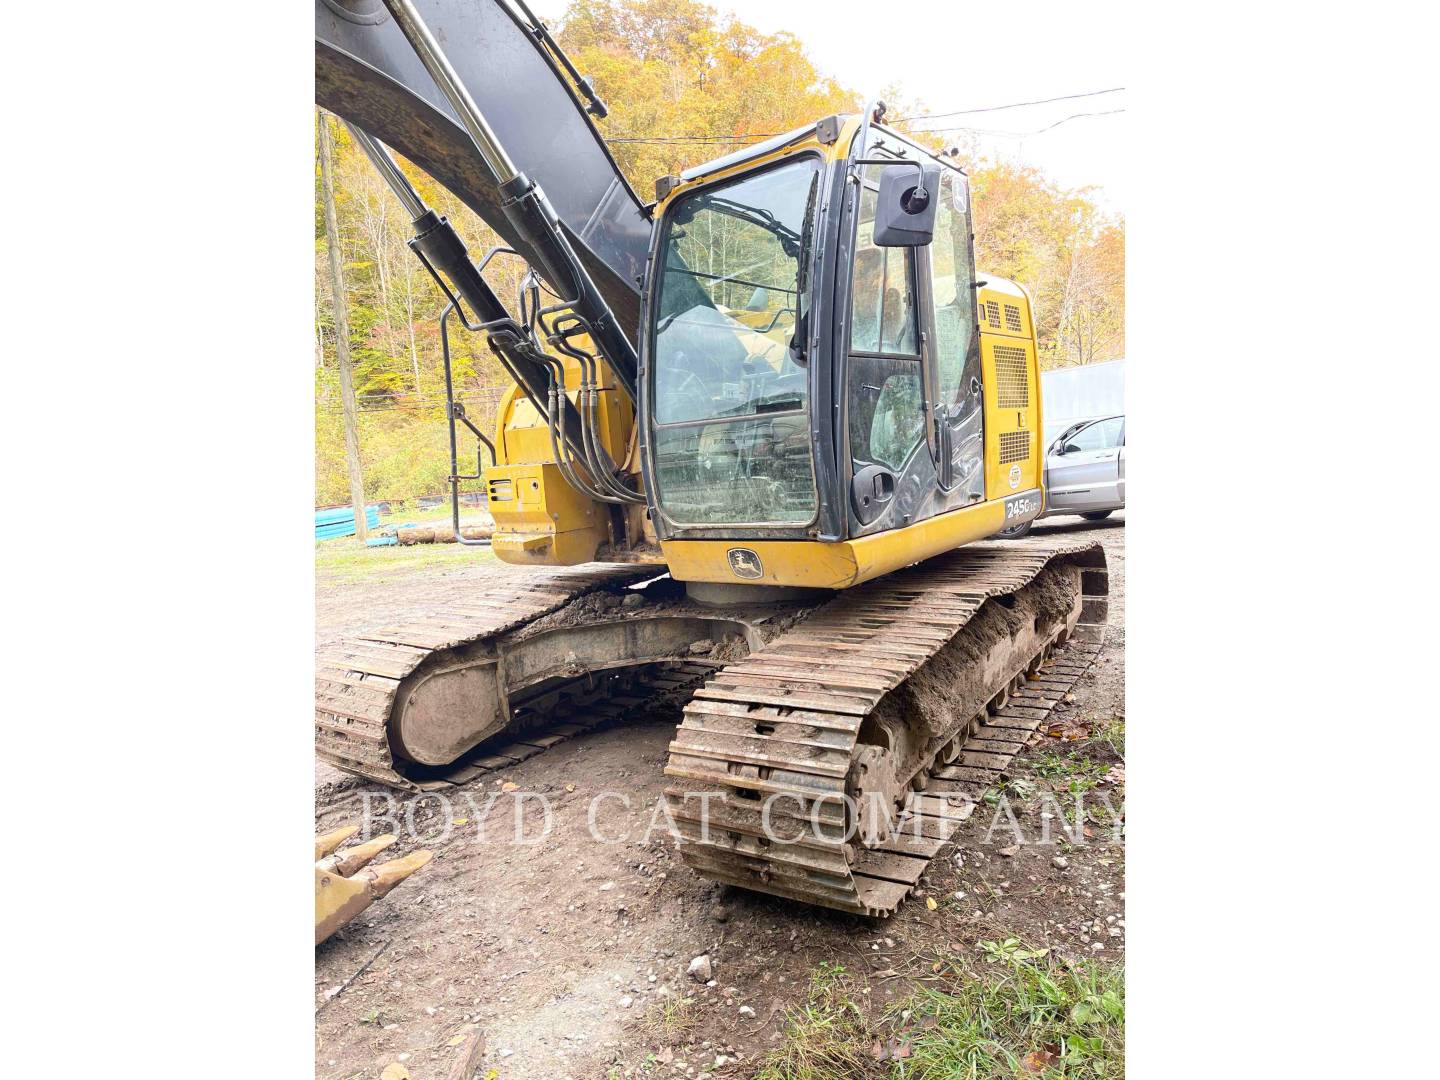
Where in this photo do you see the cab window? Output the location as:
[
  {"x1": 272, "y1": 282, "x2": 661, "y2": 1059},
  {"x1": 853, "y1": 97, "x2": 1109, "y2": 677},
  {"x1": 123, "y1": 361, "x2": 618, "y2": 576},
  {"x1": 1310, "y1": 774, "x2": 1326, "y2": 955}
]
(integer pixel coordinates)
[
  {"x1": 1067, "y1": 417, "x2": 1124, "y2": 452},
  {"x1": 927, "y1": 168, "x2": 983, "y2": 493},
  {"x1": 850, "y1": 204, "x2": 917, "y2": 355},
  {"x1": 848, "y1": 167, "x2": 923, "y2": 475}
]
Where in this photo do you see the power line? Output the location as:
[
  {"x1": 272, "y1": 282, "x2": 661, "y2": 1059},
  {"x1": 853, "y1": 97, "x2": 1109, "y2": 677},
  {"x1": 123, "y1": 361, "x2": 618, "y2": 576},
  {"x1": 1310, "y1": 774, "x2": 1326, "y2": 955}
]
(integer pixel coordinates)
[
  {"x1": 909, "y1": 109, "x2": 1126, "y2": 140},
  {"x1": 601, "y1": 88, "x2": 1125, "y2": 146},
  {"x1": 893, "y1": 87, "x2": 1125, "y2": 125}
]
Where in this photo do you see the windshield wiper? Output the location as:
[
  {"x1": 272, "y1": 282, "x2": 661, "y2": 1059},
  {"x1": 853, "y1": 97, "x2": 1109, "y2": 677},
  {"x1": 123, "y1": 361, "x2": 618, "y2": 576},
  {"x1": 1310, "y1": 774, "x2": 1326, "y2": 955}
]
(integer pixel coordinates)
[
  {"x1": 715, "y1": 392, "x2": 803, "y2": 418},
  {"x1": 787, "y1": 173, "x2": 821, "y2": 367},
  {"x1": 701, "y1": 197, "x2": 803, "y2": 254}
]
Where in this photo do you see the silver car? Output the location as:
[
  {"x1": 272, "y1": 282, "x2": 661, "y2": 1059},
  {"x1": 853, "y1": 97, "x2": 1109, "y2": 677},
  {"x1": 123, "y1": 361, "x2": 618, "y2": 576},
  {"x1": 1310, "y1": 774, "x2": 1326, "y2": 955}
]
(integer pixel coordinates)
[{"x1": 1001, "y1": 414, "x2": 1125, "y2": 538}]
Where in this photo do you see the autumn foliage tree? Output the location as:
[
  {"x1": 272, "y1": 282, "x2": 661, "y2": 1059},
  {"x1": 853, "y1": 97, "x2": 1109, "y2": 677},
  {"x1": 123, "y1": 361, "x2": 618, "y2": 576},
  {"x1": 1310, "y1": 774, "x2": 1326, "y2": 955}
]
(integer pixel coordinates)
[{"x1": 314, "y1": 0, "x2": 1123, "y2": 507}]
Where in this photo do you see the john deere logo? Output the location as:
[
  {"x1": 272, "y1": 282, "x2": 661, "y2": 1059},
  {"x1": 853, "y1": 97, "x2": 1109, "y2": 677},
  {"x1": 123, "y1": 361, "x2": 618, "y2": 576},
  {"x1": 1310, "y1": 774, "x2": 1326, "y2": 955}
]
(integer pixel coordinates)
[
  {"x1": 1008, "y1": 464, "x2": 1022, "y2": 489},
  {"x1": 727, "y1": 548, "x2": 764, "y2": 579}
]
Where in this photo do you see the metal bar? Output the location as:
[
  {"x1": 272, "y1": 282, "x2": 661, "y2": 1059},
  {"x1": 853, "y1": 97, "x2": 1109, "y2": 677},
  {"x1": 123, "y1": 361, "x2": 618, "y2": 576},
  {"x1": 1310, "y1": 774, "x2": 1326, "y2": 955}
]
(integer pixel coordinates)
[
  {"x1": 440, "y1": 303, "x2": 495, "y2": 546},
  {"x1": 344, "y1": 123, "x2": 427, "y2": 221},
  {"x1": 381, "y1": 0, "x2": 520, "y2": 184}
]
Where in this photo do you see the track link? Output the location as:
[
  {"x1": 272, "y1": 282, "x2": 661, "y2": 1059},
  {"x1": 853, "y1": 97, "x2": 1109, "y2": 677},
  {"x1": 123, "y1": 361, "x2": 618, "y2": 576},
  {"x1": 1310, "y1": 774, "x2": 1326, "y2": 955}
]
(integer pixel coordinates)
[
  {"x1": 661, "y1": 538, "x2": 1109, "y2": 916},
  {"x1": 315, "y1": 565, "x2": 656, "y2": 788}
]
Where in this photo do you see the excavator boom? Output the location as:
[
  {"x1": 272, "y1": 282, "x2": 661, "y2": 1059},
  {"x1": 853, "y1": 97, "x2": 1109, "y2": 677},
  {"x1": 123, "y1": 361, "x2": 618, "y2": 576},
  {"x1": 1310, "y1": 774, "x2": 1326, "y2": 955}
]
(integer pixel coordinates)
[{"x1": 317, "y1": 0, "x2": 649, "y2": 338}]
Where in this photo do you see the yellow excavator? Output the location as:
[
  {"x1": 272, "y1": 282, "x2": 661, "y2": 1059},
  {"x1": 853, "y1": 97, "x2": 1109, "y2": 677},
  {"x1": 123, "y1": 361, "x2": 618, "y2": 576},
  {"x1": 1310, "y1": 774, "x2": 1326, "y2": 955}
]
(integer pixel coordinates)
[{"x1": 314, "y1": 0, "x2": 1108, "y2": 917}]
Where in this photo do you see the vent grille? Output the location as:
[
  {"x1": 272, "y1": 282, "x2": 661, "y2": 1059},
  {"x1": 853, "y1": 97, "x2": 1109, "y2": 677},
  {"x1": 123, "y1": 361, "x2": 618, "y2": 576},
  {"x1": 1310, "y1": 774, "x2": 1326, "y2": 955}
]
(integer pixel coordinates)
[
  {"x1": 985, "y1": 300, "x2": 1001, "y2": 327},
  {"x1": 1004, "y1": 304, "x2": 1023, "y2": 332},
  {"x1": 999, "y1": 430, "x2": 1031, "y2": 464},
  {"x1": 993, "y1": 345, "x2": 1030, "y2": 408}
]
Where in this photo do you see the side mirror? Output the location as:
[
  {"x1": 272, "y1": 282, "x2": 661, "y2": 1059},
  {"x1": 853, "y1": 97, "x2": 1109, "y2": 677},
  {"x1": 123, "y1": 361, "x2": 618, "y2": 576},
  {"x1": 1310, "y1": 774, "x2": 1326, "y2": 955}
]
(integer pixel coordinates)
[
  {"x1": 1054, "y1": 442, "x2": 1072, "y2": 455},
  {"x1": 873, "y1": 162, "x2": 941, "y2": 247}
]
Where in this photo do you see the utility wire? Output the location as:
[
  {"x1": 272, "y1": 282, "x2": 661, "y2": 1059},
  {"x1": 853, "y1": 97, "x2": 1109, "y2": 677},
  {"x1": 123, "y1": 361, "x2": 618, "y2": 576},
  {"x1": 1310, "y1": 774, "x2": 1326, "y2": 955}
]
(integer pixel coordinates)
[
  {"x1": 909, "y1": 109, "x2": 1126, "y2": 139},
  {"x1": 890, "y1": 87, "x2": 1125, "y2": 125},
  {"x1": 602, "y1": 88, "x2": 1126, "y2": 145}
]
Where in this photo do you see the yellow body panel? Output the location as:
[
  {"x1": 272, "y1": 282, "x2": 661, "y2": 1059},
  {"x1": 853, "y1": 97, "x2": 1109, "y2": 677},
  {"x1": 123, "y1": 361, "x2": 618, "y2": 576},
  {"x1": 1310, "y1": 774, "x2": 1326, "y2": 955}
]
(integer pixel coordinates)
[
  {"x1": 661, "y1": 498, "x2": 1007, "y2": 590},
  {"x1": 977, "y1": 279, "x2": 1044, "y2": 500},
  {"x1": 486, "y1": 462, "x2": 608, "y2": 565}
]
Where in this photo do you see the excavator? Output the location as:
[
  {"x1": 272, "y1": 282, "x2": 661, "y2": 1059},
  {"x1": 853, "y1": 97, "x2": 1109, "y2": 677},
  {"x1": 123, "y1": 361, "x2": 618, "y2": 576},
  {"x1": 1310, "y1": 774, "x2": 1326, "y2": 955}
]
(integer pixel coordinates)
[{"x1": 314, "y1": 0, "x2": 1109, "y2": 917}]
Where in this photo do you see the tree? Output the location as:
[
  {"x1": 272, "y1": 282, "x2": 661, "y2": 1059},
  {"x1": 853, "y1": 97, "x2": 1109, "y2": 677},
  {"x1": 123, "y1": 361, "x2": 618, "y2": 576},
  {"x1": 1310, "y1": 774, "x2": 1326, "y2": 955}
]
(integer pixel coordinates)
[{"x1": 318, "y1": 110, "x2": 368, "y2": 538}]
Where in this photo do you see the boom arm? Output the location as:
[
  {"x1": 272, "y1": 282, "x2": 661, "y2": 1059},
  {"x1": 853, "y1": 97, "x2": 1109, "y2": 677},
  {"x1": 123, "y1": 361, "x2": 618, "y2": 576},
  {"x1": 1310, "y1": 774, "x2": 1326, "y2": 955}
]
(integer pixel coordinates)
[{"x1": 316, "y1": 0, "x2": 650, "y2": 353}]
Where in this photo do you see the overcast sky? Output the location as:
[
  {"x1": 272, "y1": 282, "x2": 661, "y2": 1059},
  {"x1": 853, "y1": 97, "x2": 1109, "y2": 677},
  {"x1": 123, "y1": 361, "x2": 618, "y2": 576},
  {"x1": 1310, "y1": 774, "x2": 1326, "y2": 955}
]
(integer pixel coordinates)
[{"x1": 703, "y1": 0, "x2": 1128, "y2": 211}]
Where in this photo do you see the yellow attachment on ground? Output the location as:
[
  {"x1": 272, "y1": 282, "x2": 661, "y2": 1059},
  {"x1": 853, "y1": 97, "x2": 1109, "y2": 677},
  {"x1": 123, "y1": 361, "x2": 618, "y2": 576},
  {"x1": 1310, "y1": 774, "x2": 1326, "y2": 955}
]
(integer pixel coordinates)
[{"x1": 315, "y1": 827, "x2": 433, "y2": 945}]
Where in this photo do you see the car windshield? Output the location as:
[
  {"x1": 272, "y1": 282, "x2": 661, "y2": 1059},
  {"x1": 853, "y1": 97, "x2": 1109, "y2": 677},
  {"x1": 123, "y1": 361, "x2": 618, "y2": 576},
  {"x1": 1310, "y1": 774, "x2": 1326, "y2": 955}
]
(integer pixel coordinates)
[{"x1": 648, "y1": 158, "x2": 822, "y2": 526}]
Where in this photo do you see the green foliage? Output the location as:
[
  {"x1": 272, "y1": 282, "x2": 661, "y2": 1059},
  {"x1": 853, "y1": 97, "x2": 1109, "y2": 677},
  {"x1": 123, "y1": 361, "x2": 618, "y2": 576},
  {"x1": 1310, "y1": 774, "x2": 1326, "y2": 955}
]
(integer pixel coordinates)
[
  {"x1": 898, "y1": 944, "x2": 1125, "y2": 1078},
  {"x1": 757, "y1": 947, "x2": 1124, "y2": 1079},
  {"x1": 754, "y1": 962, "x2": 873, "y2": 1080}
]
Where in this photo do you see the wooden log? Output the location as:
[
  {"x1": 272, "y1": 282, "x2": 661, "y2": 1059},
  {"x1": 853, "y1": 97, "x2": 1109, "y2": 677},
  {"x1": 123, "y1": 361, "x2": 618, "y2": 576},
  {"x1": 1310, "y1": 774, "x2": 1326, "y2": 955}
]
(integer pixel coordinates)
[{"x1": 445, "y1": 1026, "x2": 486, "y2": 1080}]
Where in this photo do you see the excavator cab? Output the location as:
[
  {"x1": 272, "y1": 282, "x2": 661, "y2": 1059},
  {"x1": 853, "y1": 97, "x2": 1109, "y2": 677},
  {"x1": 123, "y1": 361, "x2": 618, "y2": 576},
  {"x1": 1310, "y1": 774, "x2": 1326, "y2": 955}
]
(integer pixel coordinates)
[{"x1": 640, "y1": 118, "x2": 1045, "y2": 590}]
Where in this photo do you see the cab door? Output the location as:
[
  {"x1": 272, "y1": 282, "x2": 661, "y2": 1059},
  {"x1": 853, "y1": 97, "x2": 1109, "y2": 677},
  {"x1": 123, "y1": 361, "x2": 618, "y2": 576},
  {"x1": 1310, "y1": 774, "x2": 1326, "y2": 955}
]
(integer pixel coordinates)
[
  {"x1": 844, "y1": 169, "x2": 928, "y2": 530},
  {"x1": 924, "y1": 168, "x2": 984, "y2": 502},
  {"x1": 1047, "y1": 416, "x2": 1124, "y2": 512}
]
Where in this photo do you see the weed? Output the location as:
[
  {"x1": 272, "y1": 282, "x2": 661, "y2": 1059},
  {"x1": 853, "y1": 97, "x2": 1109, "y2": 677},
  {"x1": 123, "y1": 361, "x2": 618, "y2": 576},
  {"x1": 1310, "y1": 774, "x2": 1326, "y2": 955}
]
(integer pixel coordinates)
[
  {"x1": 892, "y1": 941, "x2": 1123, "y2": 1078},
  {"x1": 758, "y1": 944, "x2": 1124, "y2": 1079},
  {"x1": 1032, "y1": 752, "x2": 1107, "y2": 794},
  {"x1": 753, "y1": 962, "x2": 872, "y2": 1080},
  {"x1": 315, "y1": 537, "x2": 494, "y2": 583},
  {"x1": 645, "y1": 994, "x2": 699, "y2": 1042},
  {"x1": 1097, "y1": 716, "x2": 1125, "y2": 757}
]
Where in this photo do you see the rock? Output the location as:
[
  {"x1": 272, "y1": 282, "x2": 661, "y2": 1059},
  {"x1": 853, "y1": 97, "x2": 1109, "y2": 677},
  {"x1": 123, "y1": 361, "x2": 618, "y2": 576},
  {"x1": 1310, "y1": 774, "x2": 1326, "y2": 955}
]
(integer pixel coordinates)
[
  {"x1": 738, "y1": 1005, "x2": 756, "y2": 1019},
  {"x1": 710, "y1": 902, "x2": 731, "y2": 923},
  {"x1": 998, "y1": 845, "x2": 1019, "y2": 857},
  {"x1": 620, "y1": 593, "x2": 646, "y2": 610},
  {"x1": 1052, "y1": 856, "x2": 1069, "y2": 869},
  {"x1": 619, "y1": 996, "x2": 634, "y2": 1008},
  {"x1": 687, "y1": 954, "x2": 713, "y2": 982},
  {"x1": 688, "y1": 640, "x2": 713, "y2": 655},
  {"x1": 600, "y1": 881, "x2": 615, "y2": 892},
  {"x1": 715, "y1": 1055, "x2": 731, "y2": 1066}
]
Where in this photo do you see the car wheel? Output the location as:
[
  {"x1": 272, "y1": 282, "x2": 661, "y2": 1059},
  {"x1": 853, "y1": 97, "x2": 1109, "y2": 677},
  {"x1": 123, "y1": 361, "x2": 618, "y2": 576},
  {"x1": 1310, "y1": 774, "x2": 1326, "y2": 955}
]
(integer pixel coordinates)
[
  {"x1": 998, "y1": 520, "x2": 1033, "y2": 539},
  {"x1": 1080, "y1": 510, "x2": 1114, "y2": 521}
]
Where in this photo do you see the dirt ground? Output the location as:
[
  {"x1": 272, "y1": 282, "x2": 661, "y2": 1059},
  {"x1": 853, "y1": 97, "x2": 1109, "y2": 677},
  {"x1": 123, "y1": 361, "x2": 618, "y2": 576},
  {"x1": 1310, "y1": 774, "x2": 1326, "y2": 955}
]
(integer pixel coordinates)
[{"x1": 314, "y1": 512, "x2": 1125, "y2": 1079}]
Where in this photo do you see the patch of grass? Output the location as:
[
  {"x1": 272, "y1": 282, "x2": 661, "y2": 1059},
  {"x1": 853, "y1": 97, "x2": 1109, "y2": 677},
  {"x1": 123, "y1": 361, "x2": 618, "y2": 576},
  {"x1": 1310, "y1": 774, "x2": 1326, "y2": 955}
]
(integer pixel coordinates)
[
  {"x1": 754, "y1": 962, "x2": 873, "y2": 1080},
  {"x1": 377, "y1": 502, "x2": 492, "y2": 527},
  {"x1": 1096, "y1": 716, "x2": 1125, "y2": 757},
  {"x1": 314, "y1": 537, "x2": 494, "y2": 583},
  {"x1": 1032, "y1": 752, "x2": 1108, "y2": 794},
  {"x1": 897, "y1": 943, "x2": 1124, "y2": 1078},
  {"x1": 757, "y1": 947, "x2": 1123, "y2": 1079},
  {"x1": 645, "y1": 993, "x2": 700, "y2": 1042}
]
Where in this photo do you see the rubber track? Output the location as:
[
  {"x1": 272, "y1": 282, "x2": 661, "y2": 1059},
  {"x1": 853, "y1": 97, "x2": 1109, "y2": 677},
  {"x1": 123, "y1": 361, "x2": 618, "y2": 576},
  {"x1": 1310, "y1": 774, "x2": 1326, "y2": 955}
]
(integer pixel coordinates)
[
  {"x1": 661, "y1": 538, "x2": 1108, "y2": 916},
  {"x1": 315, "y1": 565, "x2": 656, "y2": 789}
]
